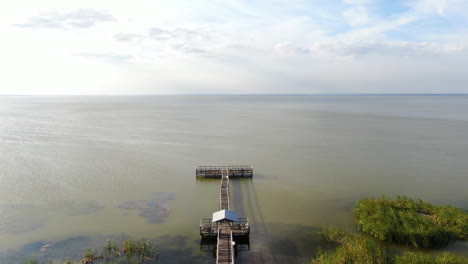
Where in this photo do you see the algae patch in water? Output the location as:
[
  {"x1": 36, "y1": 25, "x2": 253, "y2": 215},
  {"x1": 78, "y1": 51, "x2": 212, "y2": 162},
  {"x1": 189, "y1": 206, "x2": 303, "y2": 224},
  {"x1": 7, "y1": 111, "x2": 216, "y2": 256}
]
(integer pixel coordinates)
[
  {"x1": 63, "y1": 201, "x2": 104, "y2": 216},
  {"x1": 117, "y1": 192, "x2": 175, "y2": 223}
]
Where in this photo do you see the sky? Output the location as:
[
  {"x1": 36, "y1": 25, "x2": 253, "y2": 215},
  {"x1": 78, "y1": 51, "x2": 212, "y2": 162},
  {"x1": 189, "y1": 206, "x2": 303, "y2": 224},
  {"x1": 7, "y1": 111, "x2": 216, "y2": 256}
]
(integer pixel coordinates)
[{"x1": 0, "y1": 0, "x2": 468, "y2": 95}]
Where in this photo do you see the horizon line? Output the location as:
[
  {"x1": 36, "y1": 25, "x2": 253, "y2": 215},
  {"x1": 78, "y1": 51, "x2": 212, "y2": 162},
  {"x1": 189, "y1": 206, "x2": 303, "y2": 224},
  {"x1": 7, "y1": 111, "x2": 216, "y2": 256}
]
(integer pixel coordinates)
[{"x1": 1, "y1": 93, "x2": 468, "y2": 97}]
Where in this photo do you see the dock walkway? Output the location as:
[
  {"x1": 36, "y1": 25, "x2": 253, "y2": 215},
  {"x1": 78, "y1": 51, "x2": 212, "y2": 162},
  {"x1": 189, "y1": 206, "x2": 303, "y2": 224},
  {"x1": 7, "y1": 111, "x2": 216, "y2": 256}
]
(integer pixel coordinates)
[
  {"x1": 217, "y1": 169, "x2": 233, "y2": 264},
  {"x1": 198, "y1": 165, "x2": 252, "y2": 264},
  {"x1": 217, "y1": 224, "x2": 234, "y2": 264},
  {"x1": 220, "y1": 169, "x2": 230, "y2": 210}
]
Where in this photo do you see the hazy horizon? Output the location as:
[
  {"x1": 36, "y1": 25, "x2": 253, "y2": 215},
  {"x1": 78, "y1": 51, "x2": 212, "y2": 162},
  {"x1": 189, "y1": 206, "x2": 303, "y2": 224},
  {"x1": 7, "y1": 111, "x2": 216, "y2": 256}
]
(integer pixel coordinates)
[{"x1": 2, "y1": 93, "x2": 468, "y2": 96}]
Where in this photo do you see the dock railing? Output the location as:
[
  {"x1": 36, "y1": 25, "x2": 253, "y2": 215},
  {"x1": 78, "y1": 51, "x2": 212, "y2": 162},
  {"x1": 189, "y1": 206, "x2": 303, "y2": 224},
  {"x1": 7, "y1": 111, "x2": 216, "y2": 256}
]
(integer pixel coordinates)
[
  {"x1": 200, "y1": 218, "x2": 250, "y2": 236},
  {"x1": 230, "y1": 231, "x2": 234, "y2": 263},
  {"x1": 196, "y1": 165, "x2": 253, "y2": 178}
]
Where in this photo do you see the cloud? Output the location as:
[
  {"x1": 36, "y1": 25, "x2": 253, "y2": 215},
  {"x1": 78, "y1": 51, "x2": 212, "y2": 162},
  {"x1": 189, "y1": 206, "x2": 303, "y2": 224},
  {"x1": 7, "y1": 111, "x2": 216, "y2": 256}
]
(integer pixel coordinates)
[
  {"x1": 114, "y1": 33, "x2": 145, "y2": 42},
  {"x1": 171, "y1": 44, "x2": 207, "y2": 54},
  {"x1": 411, "y1": 0, "x2": 450, "y2": 16},
  {"x1": 342, "y1": 0, "x2": 373, "y2": 26},
  {"x1": 276, "y1": 40, "x2": 467, "y2": 58},
  {"x1": 2, "y1": 0, "x2": 468, "y2": 94},
  {"x1": 274, "y1": 42, "x2": 310, "y2": 55},
  {"x1": 14, "y1": 8, "x2": 116, "y2": 29},
  {"x1": 114, "y1": 26, "x2": 212, "y2": 56},
  {"x1": 148, "y1": 27, "x2": 209, "y2": 41},
  {"x1": 75, "y1": 53, "x2": 132, "y2": 63}
]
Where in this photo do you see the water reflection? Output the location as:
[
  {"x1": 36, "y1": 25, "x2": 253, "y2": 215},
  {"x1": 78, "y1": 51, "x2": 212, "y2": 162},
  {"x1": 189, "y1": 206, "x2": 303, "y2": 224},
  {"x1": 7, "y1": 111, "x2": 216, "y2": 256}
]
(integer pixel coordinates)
[{"x1": 199, "y1": 236, "x2": 250, "y2": 261}]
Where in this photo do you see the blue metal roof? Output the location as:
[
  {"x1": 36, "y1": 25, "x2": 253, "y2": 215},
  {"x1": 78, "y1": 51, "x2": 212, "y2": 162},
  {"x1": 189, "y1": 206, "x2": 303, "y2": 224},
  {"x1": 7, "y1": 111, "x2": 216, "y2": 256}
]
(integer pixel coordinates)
[{"x1": 212, "y1": 209, "x2": 238, "y2": 222}]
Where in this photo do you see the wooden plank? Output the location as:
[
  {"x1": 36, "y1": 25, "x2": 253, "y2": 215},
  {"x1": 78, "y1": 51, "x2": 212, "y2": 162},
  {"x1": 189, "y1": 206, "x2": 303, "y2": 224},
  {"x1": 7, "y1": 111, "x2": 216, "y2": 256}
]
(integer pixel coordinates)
[
  {"x1": 217, "y1": 227, "x2": 234, "y2": 264},
  {"x1": 220, "y1": 169, "x2": 230, "y2": 210}
]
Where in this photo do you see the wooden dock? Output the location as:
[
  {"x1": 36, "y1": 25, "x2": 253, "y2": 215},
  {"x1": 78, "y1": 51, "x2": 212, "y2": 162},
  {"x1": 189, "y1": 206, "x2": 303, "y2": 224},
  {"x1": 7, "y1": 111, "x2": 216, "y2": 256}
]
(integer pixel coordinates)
[
  {"x1": 220, "y1": 169, "x2": 230, "y2": 210},
  {"x1": 198, "y1": 165, "x2": 252, "y2": 264},
  {"x1": 217, "y1": 225, "x2": 234, "y2": 264},
  {"x1": 196, "y1": 165, "x2": 253, "y2": 178}
]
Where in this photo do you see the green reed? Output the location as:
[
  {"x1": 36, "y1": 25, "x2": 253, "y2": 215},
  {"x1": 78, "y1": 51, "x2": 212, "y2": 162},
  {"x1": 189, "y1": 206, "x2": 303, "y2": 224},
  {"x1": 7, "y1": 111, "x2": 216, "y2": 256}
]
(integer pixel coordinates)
[{"x1": 354, "y1": 196, "x2": 468, "y2": 248}]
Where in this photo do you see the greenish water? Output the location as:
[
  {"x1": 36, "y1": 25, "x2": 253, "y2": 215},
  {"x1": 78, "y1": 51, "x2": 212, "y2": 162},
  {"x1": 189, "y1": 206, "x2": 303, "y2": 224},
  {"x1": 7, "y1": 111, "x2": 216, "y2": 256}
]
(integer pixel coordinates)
[{"x1": 0, "y1": 95, "x2": 467, "y2": 263}]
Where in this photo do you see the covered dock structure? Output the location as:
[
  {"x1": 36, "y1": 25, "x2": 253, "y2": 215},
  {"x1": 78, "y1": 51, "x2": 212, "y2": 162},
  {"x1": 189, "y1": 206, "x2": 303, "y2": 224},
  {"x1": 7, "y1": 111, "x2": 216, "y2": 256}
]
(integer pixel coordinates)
[{"x1": 198, "y1": 166, "x2": 252, "y2": 264}]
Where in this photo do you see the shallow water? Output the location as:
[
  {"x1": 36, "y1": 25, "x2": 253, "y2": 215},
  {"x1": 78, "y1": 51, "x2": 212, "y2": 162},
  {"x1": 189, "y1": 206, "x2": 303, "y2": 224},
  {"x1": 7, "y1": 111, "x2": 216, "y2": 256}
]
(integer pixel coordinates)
[{"x1": 0, "y1": 95, "x2": 467, "y2": 263}]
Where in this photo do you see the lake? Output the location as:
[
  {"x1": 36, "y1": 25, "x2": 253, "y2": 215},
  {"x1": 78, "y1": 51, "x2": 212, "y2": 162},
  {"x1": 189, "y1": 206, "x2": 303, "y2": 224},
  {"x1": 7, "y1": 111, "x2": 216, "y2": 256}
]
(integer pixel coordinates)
[{"x1": 0, "y1": 95, "x2": 467, "y2": 263}]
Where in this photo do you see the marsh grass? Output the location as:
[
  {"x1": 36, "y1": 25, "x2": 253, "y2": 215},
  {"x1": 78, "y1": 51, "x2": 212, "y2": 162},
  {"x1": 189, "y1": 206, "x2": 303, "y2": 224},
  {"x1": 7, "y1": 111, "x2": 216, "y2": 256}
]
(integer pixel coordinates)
[
  {"x1": 122, "y1": 239, "x2": 156, "y2": 263},
  {"x1": 395, "y1": 252, "x2": 468, "y2": 264},
  {"x1": 103, "y1": 240, "x2": 120, "y2": 258},
  {"x1": 313, "y1": 228, "x2": 391, "y2": 264},
  {"x1": 21, "y1": 239, "x2": 158, "y2": 264},
  {"x1": 21, "y1": 260, "x2": 39, "y2": 264},
  {"x1": 82, "y1": 248, "x2": 97, "y2": 263},
  {"x1": 354, "y1": 196, "x2": 468, "y2": 248},
  {"x1": 313, "y1": 227, "x2": 468, "y2": 264}
]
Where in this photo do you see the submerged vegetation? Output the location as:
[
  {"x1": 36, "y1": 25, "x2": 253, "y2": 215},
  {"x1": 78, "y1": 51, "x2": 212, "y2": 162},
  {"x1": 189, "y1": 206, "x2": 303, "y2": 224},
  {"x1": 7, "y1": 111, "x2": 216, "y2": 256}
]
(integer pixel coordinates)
[
  {"x1": 313, "y1": 227, "x2": 468, "y2": 264},
  {"x1": 354, "y1": 196, "x2": 468, "y2": 248},
  {"x1": 21, "y1": 239, "x2": 158, "y2": 264},
  {"x1": 20, "y1": 196, "x2": 467, "y2": 263}
]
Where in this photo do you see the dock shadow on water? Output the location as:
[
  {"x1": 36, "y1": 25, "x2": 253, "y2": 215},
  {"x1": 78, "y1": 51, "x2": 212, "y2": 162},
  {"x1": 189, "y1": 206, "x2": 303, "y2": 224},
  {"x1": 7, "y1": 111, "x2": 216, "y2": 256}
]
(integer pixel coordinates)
[
  {"x1": 203, "y1": 177, "x2": 327, "y2": 264},
  {"x1": 236, "y1": 223, "x2": 328, "y2": 264},
  {"x1": 231, "y1": 178, "x2": 266, "y2": 228},
  {"x1": 200, "y1": 222, "x2": 328, "y2": 264},
  {"x1": 229, "y1": 178, "x2": 333, "y2": 264},
  {"x1": 118, "y1": 192, "x2": 175, "y2": 223}
]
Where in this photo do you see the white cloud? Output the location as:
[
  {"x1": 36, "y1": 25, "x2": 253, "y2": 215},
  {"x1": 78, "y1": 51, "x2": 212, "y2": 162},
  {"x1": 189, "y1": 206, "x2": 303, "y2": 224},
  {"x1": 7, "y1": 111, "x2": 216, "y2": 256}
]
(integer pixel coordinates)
[
  {"x1": 343, "y1": 6, "x2": 371, "y2": 26},
  {"x1": 14, "y1": 9, "x2": 116, "y2": 29},
  {"x1": 0, "y1": 0, "x2": 468, "y2": 94},
  {"x1": 412, "y1": 0, "x2": 450, "y2": 15},
  {"x1": 342, "y1": 0, "x2": 373, "y2": 26}
]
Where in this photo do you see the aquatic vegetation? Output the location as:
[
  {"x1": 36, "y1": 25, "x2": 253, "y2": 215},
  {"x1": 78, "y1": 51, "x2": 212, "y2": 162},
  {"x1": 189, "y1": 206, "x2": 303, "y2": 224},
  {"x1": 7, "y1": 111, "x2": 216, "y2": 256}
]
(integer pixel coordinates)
[
  {"x1": 82, "y1": 248, "x2": 102, "y2": 263},
  {"x1": 313, "y1": 227, "x2": 468, "y2": 264},
  {"x1": 354, "y1": 196, "x2": 468, "y2": 248},
  {"x1": 320, "y1": 226, "x2": 350, "y2": 243},
  {"x1": 122, "y1": 239, "x2": 156, "y2": 263},
  {"x1": 395, "y1": 252, "x2": 468, "y2": 264},
  {"x1": 103, "y1": 240, "x2": 120, "y2": 257},
  {"x1": 21, "y1": 260, "x2": 39, "y2": 264},
  {"x1": 17, "y1": 238, "x2": 159, "y2": 264},
  {"x1": 313, "y1": 228, "x2": 390, "y2": 264},
  {"x1": 117, "y1": 192, "x2": 175, "y2": 224}
]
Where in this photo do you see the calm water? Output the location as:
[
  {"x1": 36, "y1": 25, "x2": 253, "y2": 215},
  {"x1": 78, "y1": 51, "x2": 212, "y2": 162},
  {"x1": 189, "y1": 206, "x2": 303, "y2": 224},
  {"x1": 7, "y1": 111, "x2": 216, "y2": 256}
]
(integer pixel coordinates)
[{"x1": 0, "y1": 95, "x2": 467, "y2": 263}]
